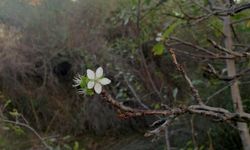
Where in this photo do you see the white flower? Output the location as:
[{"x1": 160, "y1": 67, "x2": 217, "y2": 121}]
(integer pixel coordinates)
[
  {"x1": 87, "y1": 67, "x2": 111, "y2": 94},
  {"x1": 72, "y1": 74, "x2": 82, "y2": 87},
  {"x1": 157, "y1": 33, "x2": 162, "y2": 37},
  {"x1": 155, "y1": 37, "x2": 162, "y2": 42},
  {"x1": 155, "y1": 32, "x2": 163, "y2": 42}
]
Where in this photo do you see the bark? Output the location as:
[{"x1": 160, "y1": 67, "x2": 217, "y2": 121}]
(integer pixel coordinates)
[{"x1": 223, "y1": 2, "x2": 250, "y2": 149}]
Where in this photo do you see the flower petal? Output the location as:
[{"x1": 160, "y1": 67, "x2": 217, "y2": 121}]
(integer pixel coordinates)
[
  {"x1": 95, "y1": 67, "x2": 103, "y2": 78},
  {"x1": 94, "y1": 83, "x2": 102, "y2": 94},
  {"x1": 155, "y1": 37, "x2": 162, "y2": 42},
  {"x1": 157, "y1": 33, "x2": 162, "y2": 36},
  {"x1": 87, "y1": 81, "x2": 95, "y2": 89},
  {"x1": 87, "y1": 69, "x2": 95, "y2": 79},
  {"x1": 99, "y1": 78, "x2": 111, "y2": 85}
]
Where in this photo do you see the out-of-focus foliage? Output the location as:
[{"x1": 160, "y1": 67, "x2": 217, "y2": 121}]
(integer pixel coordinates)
[{"x1": 0, "y1": 0, "x2": 123, "y2": 136}]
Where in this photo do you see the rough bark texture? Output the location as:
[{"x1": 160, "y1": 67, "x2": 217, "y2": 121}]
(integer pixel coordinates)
[{"x1": 223, "y1": 3, "x2": 250, "y2": 149}]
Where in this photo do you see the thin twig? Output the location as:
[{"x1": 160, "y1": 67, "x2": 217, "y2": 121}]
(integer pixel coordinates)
[
  {"x1": 168, "y1": 48, "x2": 204, "y2": 105},
  {"x1": 1, "y1": 119, "x2": 52, "y2": 150},
  {"x1": 170, "y1": 36, "x2": 217, "y2": 56},
  {"x1": 208, "y1": 39, "x2": 243, "y2": 57},
  {"x1": 145, "y1": 117, "x2": 175, "y2": 137},
  {"x1": 124, "y1": 75, "x2": 149, "y2": 109}
]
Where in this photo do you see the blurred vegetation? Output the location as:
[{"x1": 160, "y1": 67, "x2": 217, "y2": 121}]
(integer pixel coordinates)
[{"x1": 0, "y1": 0, "x2": 249, "y2": 149}]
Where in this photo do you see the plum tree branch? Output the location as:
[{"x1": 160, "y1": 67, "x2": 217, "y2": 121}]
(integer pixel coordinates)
[
  {"x1": 99, "y1": 46, "x2": 250, "y2": 137},
  {"x1": 100, "y1": 90, "x2": 250, "y2": 125},
  {"x1": 168, "y1": 48, "x2": 204, "y2": 105}
]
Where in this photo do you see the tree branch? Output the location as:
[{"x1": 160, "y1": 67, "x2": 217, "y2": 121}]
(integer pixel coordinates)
[{"x1": 100, "y1": 90, "x2": 250, "y2": 123}]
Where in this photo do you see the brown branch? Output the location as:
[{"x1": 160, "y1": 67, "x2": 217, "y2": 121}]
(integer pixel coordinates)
[
  {"x1": 100, "y1": 90, "x2": 250, "y2": 123},
  {"x1": 170, "y1": 36, "x2": 217, "y2": 56},
  {"x1": 169, "y1": 37, "x2": 250, "y2": 60},
  {"x1": 226, "y1": 3, "x2": 250, "y2": 15},
  {"x1": 173, "y1": 48, "x2": 233, "y2": 60},
  {"x1": 102, "y1": 90, "x2": 249, "y2": 119},
  {"x1": 179, "y1": 2, "x2": 250, "y2": 22},
  {"x1": 169, "y1": 37, "x2": 235, "y2": 59},
  {"x1": 98, "y1": 45, "x2": 250, "y2": 137},
  {"x1": 203, "y1": 63, "x2": 250, "y2": 81},
  {"x1": 208, "y1": 39, "x2": 243, "y2": 57},
  {"x1": 168, "y1": 48, "x2": 204, "y2": 105},
  {"x1": 208, "y1": 3, "x2": 250, "y2": 16},
  {"x1": 99, "y1": 42, "x2": 250, "y2": 139}
]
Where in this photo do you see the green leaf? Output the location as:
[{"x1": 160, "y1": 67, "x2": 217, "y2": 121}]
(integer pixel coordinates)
[
  {"x1": 62, "y1": 135, "x2": 71, "y2": 140},
  {"x1": 9, "y1": 109, "x2": 20, "y2": 117},
  {"x1": 73, "y1": 141, "x2": 79, "y2": 150},
  {"x1": 3, "y1": 99, "x2": 11, "y2": 109},
  {"x1": 11, "y1": 125, "x2": 25, "y2": 135},
  {"x1": 173, "y1": 88, "x2": 178, "y2": 100},
  {"x1": 154, "y1": 103, "x2": 161, "y2": 109},
  {"x1": 86, "y1": 89, "x2": 94, "y2": 96},
  {"x1": 76, "y1": 75, "x2": 94, "y2": 96},
  {"x1": 232, "y1": 12, "x2": 249, "y2": 20},
  {"x1": 192, "y1": 80, "x2": 203, "y2": 85},
  {"x1": 247, "y1": 20, "x2": 250, "y2": 28},
  {"x1": 162, "y1": 21, "x2": 182, "y2": 39},
  {"x1": 152, "y1": 43, "x2": 165, "y2": 55},
  {"x1": 199, "y1": 145, "x2": 205, "y2": 150},
  {"x1": 144, "y1": 0, "x2": 151, "y2": 5},
  {"x1": 63, "y1": 144, "x2": 72, "y2": 150},
  {"x1": 124, "y1": 17, "x2": 129, "y2": 25},
  {"x1": 80, "y1": 76, "x2": 89, "y2": 89}
]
